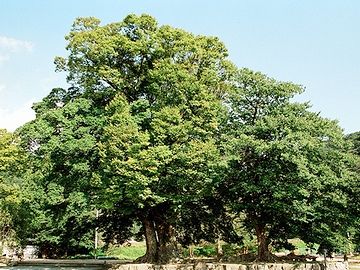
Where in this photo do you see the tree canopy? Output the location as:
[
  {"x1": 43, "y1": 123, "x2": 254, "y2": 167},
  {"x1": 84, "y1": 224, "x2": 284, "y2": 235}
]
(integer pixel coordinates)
[
  {"x1": 8, "y1": 14, "x2": 360, "y2": 263},
  {"x1": 19, "y1": 14, "x2": 236, "y2": 262},
  {"x1": 222, "y1": 68, "x2": 356, "y2": 260},
  {"x1": 0, "y1": 129, "x2": 28, "y2": 246}
]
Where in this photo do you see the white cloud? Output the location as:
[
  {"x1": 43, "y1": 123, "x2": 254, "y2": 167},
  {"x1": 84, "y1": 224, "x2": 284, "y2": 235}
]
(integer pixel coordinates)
[
  {"x1": 0, "y1": 84, "x2": 5, "y2": 93},
  {"x1": 0, "y1": 100, "x2": 35, "y2": 132},
  {"x1": 0, "y1": 36, "x2": 34, "y2": 52},
  {"x1": 0, "y1": 36, "x2": 34, "y2": 66},
  {"x1": 0, "y1": 54, "x2": 10, "y2": 64}
]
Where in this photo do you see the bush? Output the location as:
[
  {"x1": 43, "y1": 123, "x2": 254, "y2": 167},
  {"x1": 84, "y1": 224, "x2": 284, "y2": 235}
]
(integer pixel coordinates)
[{"x1": 193, "y1": 244, "x2": 217, "y2": 257}]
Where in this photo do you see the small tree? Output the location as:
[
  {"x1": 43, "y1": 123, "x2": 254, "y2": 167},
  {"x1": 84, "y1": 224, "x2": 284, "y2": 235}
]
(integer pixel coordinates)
[
  {"x1": 18, "y1": 93, "x2": 102, "y2": 257},
  {"x1": 0, "y1": 129, "x2": 28, "y2": 247}
]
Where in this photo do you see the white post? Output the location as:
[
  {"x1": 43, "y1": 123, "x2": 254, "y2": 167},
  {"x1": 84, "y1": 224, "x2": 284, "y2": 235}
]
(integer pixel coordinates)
[{"x1": 94, "y1": 209, "x2": 99, "y2": 259}]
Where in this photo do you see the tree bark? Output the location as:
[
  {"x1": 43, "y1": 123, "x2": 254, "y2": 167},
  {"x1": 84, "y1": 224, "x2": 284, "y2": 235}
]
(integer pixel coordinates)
[
  {"x1": 255, "y1": 224, "x2": 272, "y2": 261},
  {"x1": 136, "y1": 215, "x2": 178, "y2": 264},
  {"x1": 136, "y1": 218, "x2": 158, "y2": 263},
  {"x1": 156, "y1": 221, "x2": 178, "y2": 263}
]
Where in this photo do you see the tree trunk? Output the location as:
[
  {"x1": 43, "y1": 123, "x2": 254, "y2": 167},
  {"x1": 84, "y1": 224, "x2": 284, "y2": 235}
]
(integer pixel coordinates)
[
  {"x1": 156, "y1": 221, "x2": 178, "y2": 263},
  {"x1": 136, "y1": 218, "x2": 158, "y2": 263},
  {"x1": 216, "y1": 235, "x2": 223, "y2": 260},
  {"x1": 136, "y1": 216, "x2": 178, "y2": 264},
  {"x1": 255, "y1": 224, "x2": 272, "y2": 261}
]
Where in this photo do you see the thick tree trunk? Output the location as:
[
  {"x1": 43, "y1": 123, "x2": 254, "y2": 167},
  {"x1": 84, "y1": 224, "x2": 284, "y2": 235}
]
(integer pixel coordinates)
[
  {"x1": 136, "y1": 215, "x2": 178, "y2": 264},
  {"x1": 255, "y1": 224, "x2": 272, "y2": 262},
  {"x1": 136, "y1": 218, "x2": 158, "y2": 263},
  {"x1": 156, "y1": 222, "x2": 178, "y2": 263}
]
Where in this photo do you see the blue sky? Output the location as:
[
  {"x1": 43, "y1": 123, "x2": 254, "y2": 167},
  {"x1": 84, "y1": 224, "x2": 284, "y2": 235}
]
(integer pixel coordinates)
[{"x1": 0, "y1": 0, "x2": 359, "y2": 133}]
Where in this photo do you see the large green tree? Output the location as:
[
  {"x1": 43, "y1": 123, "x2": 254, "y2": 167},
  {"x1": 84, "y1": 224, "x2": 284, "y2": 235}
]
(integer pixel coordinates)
[
  {"x1": 81, "y1": 15, "x2": 235, "y2": 262},
  {"x1": 223, "y1": 68, "x2": 355, "y2": 261},
  {"x1": 20, "y1": 14, "x2": 236, "y2": 262},
  {"x1": 17, "y1": 13, "x2": 357, "y2": 263}
]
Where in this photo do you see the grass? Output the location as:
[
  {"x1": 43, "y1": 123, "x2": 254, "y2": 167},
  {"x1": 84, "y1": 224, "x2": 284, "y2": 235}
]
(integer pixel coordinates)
[
  {"x1": 289, "y1": 239, "x2": 308, "y2": 255},
  {"x1": 105, "y1": 238, "x2": 321, "y2": 261},
  {"x1": 288, "y1": 238, "x2": 319, "y2": 255},
  {"x1": 106, "y1": 242, "x2": 146, "y2": 260}
]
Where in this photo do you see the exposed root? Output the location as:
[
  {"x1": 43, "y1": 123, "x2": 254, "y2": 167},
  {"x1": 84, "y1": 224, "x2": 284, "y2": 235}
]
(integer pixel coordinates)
[{"x1": 134, "y1": 254, "x2": 157, "y2": 264}]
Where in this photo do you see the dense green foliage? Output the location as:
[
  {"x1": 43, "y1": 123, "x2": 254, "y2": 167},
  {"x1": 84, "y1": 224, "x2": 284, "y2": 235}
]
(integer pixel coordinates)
[
  {"x1": 347, "y1": 132, "x2": 360, "y2": 156},
  {"x1": 18, "y1": 91, "x2": 103, "y2": 257},
  {"x1": 0, "y1": 129, "x2": 30, "y2": 246},
  {"x1": 52, "y1": 14, "x2": 237, "y2": 262},
  {"x1": 346, "y1": 132, "x2": 360, "y2": 252},
  {"x1": 222, "y1": 68, "x2": 357, "y2": 259},
  {"x1": 0, "y1": 14, "x2": 358, "y2": 262}
]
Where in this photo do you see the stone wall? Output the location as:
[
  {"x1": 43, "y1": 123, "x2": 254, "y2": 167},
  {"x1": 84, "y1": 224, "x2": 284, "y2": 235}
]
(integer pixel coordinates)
[{"x1": 112, "y1": 262, "x2": 347, "y2": 270}]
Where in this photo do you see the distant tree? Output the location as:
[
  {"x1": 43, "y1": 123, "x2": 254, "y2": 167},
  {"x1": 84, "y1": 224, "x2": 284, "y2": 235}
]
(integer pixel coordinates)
[
  {"x1": 346, "y1": 132, "x2": 360, "y2": 253},
  {"x1": 347, "y1": 132, "x2": 360, "y2": 156},
  {"x1": 0, "y1": 129, "x2": 28, "y2": 246},
  {"x1": 18, "y1": 93, "x2": 103, "y2": 257},
  {"x1": 223, "y1": 68, "x2": 355, "y2": 261}
]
